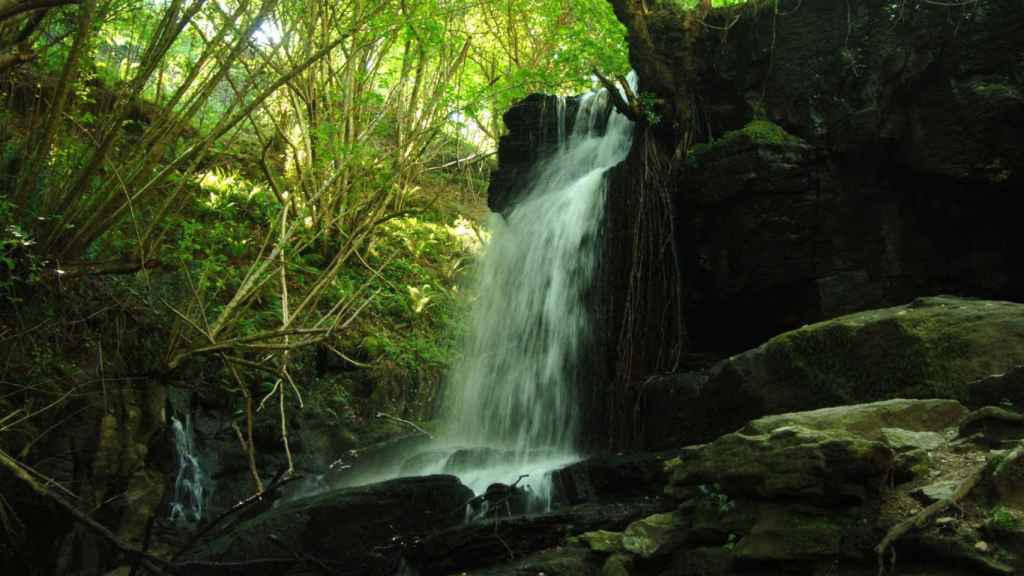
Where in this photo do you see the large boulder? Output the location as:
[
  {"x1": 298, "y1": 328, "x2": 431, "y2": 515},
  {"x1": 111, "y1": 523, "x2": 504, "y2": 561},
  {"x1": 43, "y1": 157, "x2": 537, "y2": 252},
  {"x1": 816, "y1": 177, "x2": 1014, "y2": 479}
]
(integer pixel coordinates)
[
  {"x1": 552, "y1": 450, "x2": 682, "y2": 505},
  {"x1": 639, "y1": 297, "x2": 1024, "y2": 449},
  {"x1": 667, "y1": 426, "x2": 894, "y2": 504},
  {"x1": 179, "y1": 475, "x2": 472, "y2": 576}
]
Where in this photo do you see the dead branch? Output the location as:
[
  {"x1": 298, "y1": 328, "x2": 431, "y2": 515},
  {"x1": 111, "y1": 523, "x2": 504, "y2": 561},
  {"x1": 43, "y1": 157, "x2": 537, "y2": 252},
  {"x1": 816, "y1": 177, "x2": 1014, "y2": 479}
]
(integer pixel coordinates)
[
  {"x1": 592, "y1": 69, "x2": 640, "y2": 122},
  {"x1": 0, "y1": 448, "x2": 171, "y2": 575},
  {"x1": 375, "y1": 412, "x2": 434, "y2": 439},
  {"x1": 875, "y1": 457, "x2": 991, "y2": 575},
  {"x1": 0, "y1": 0, "x2": 79, "y2": 23},
  {"x1": 172, "y1": 468, "x2": 300, "y2": 562}
]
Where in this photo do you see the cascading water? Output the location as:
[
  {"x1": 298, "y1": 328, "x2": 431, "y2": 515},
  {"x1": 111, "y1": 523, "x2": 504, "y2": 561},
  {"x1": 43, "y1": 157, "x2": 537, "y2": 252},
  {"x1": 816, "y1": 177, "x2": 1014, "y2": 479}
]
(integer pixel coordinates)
[
  {"x1": 168, "y1": 415, "x2": 205, "y2": 526},
  {"x1": 424, "y1": 74, "x2": 638, "y2": 507}
]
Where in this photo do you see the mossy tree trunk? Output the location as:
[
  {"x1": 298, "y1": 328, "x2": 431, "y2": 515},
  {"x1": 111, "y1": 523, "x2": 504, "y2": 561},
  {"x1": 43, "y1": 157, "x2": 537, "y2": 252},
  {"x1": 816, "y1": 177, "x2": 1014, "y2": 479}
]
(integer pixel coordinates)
[{"x1": 606, "y1": 0, "x2": 702, "y2": 149}]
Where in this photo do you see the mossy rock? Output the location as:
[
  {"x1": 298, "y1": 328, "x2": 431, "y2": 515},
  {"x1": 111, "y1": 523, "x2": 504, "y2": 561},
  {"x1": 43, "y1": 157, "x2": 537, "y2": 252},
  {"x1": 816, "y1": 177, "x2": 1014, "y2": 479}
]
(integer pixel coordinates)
[
  {"x1": 667, "y1": 425, "x2": 893, "y2": 504},
  {"x1": 742, "y1": 398, "x2": 967, "y2": 442},
  {"x1": 660, "y1": 297, "x2": 1024, "y2": 447},
  {"x1": 601, "y1": 553, "x2": 635, "y2": 576},
  {"x1": 690, "y1": 120, "x2": 803, "y2": 159},
  {"x1": 621, "y1": 512, "x2": 686, "y2": 559},
  {"x1": 751, "y1": 297, "x2": 1024, "y2": 407},
  {"x1": 687, "y1": 120, "x2": 808, "y2": 172},
  {"x1": 569, "y1": 530, "x2": 625, "y2": 553}
]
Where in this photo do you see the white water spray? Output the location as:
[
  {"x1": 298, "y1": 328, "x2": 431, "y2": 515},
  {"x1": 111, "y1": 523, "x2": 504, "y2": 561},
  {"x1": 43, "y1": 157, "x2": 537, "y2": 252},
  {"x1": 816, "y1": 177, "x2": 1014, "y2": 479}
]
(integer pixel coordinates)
[
  {"x1": 169, "y1": 415, "x2": 205, "y2": 525},
  {"x1": 437, "y1": 74, "x2": 637, "y2": 502}
]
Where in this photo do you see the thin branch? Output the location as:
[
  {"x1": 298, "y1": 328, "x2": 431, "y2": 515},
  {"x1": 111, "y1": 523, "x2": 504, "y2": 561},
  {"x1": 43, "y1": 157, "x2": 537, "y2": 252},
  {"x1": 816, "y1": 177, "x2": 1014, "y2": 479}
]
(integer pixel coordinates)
[
  {"x1": 0, "y1": 0, "x2": 78, "y2": 23},
  {"x1": 0, "y1": 448, "x2": 171, "y2": 575},
  {"x1": 375, "y1": 412, "x2": 433, "y2": 439},
  {"x1": 875, "y1": 457, "x2": 990, "y2": 575}
]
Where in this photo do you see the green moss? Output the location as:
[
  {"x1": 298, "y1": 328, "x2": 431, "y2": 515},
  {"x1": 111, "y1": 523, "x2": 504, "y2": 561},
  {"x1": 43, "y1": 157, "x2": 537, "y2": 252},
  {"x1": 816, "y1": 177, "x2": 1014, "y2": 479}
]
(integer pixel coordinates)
[
  {"x1": 567, "y1": 530, "x2": 625, "y2": 553},
  {"x1": 750, "y1": 297, "x2": 1024, "y2": 406},
  {"x1": 989, "y1": 505, "x2": 1021, "y2": 530},
  {"x1": 688, "y1": 120, "x2": 801, "y2": 167},
  {"x1": 738, "y1": 120, "x2": 801, "y2": 144}
]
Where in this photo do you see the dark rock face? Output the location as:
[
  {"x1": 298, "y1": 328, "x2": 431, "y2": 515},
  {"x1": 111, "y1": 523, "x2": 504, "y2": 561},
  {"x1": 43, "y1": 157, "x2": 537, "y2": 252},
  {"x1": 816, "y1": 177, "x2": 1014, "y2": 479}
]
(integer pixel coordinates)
[
  {"x1": 487, "y1": 94, "x2": 579, "y2": 215},
  {"x1": 674, "y1": 0, "x2": 1024, "y2": 353},
  {"x1": 551, "y1": 450, "x2": 681, "y2": 505}
]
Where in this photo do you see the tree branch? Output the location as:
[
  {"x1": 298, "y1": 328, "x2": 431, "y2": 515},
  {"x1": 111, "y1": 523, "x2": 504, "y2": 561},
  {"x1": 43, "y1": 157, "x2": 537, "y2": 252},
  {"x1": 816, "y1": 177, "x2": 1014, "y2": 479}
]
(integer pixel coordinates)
[
  {"x1": 0, "y1": 448, "x2": 171, "y2": 575},
  {"x1": 0, "y1": 0, "x2": 78, "y2": 23}
]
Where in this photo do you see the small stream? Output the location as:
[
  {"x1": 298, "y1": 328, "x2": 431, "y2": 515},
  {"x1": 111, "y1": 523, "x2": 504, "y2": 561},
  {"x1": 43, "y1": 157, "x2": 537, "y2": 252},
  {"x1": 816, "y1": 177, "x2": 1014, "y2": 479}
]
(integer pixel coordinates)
[{"x1": 168, "y1": 415, "x2": 205, "y2": 526}]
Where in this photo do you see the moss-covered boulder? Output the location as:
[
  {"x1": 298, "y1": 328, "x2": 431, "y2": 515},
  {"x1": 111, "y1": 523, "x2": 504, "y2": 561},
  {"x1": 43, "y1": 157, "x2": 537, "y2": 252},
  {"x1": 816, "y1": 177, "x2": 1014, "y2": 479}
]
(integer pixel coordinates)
[
  {"x1": 641, "y1": 297, "x2": 1024, "y2": 448},
  {"x1": 621, "y1": 512, "x2": 686, "y2": 559},
  {"x1": 569, "y1": 530, "x2": 626, "y2": 554},
  {"x1": 667, "y1": 425, "x2": 894, "y2": 504},
  {"x1": 743, "y1": 398, "x2": 967, "y2": 441}
]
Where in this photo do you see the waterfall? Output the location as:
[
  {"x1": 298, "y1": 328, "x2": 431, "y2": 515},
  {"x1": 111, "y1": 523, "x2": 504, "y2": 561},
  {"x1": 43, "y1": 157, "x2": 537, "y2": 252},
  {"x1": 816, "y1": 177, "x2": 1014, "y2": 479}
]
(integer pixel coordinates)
[
  {"x1": 168, "y1": 415, "x2": 205, "y2": 526},
  {"x1": 438, "y1": 74, "x2": 637, "y2": 503}
]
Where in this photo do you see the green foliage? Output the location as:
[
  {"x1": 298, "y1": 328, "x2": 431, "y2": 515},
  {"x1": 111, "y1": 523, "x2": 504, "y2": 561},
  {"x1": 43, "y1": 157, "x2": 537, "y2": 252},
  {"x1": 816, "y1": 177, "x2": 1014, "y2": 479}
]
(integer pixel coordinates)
[
  {"x1": 341, "y1": 213, "x2": 483, "y2": 374},
  {"x1": 989, "y1": 505, "x2": 1021, "y2": 531},
  {"x1": 639, "y1": 92, "x2": 663, "y2": 124},
  {"x1": 0, "y1": 196, "x2": 40, "y2": 301},
  {"x1": 688, "y1": 120, "x2": 801, "y2": 168},
  {"x1": 696, "y1": 483, "x2": 736, "y2": 515}
]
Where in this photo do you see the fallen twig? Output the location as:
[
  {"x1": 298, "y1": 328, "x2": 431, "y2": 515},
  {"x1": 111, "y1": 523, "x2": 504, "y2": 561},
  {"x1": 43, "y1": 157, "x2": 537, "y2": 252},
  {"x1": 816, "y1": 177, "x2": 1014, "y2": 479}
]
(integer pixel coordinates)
[
  {"x1": 875, "y1": 455, "x2": 992, "y2": 575},
  {"x1": 171, "y1": 468, "x2": 300, "y2": 562},
  {"x1": 375, "y1": 412, "x2": 434, "y2": 439}
]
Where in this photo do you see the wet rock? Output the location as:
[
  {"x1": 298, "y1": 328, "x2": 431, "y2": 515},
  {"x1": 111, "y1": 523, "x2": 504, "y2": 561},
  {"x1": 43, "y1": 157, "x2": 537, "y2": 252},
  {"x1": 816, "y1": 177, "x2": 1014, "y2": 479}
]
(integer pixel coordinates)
[
  {"x1": 444, "y1": 447, "x2": 515, "y2": 474},
  {"x1": 488, "y1": 94, "x2": 584, "y2": 215},
  {"x1": 621, "y1": 512, "x2": 685, "y2": 559},
  {"x1": 179, "y1": 475, "x2": 472, "y2": 576},
  {"x1": 552, "y1": 450, "x2": 681, "y2": 505},
  {"x1": 398, "y1": 449, "x2": 450, "y2": 475},
  {"x1": 667, "y1": 425, "x2": 894, "y2": 505},
  {"x1": 469, "y1": 481, "x2": 536, "y2": 518},
  {"x1": 408, "y1": 498, "x2": 670, "y2": 575}
]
